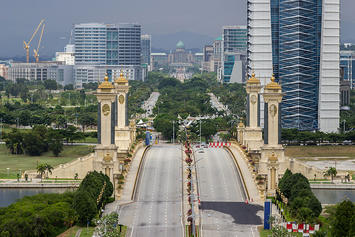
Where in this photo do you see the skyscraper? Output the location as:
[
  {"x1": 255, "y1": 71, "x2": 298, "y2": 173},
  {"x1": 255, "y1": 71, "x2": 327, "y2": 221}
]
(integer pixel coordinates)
[
  {"x1": 74, "y1": 23, "x2": 107, "y2": 65},
  {"x1": 247, "y1": 0, "x2": 340, "y2": 132},
  {"x1": 222, "y1": 26, "x2": 247, "y2": 83},
  {"x1": 141, "y1": 34, "x2": 151, "y2": 65},
  {"x1": 72, "y1": 23, "x2": 144, "y2": 86},
  {"x1": 73, "y1": 23, "x2": 141, "y2": 66},
  {"x1": 118, "y1": 24, "x2": 141, "y2": 66}
]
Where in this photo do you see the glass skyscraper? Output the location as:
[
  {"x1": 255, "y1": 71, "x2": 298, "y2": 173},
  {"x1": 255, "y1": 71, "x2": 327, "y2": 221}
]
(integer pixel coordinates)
[
  {"x1": 141, "y1": 34, "x2": 151, "y2": 65},
  {"x1": 74, "y1": 23, "x2": 141, "y2": 66},
  {"x1": 271, "y1": 0, "x2": 322, "y2": 130},
  {"x1": 247, "y1": 0, "x2": 340, "y2": 132},
  {"x1": 222, "y1": 26, "x2": 247, "y2": 83}
]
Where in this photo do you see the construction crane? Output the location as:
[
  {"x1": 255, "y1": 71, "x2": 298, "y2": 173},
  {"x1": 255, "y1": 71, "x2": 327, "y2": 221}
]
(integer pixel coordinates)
[
  {"x1": 33, "y1": 23, "x2": 45, "y2": 63},
  {"x1": 23, "y1": 19, "x2": 45, "y2": 63}
]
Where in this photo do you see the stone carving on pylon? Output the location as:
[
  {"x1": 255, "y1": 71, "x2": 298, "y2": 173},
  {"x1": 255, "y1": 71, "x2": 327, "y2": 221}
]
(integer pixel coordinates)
[
  {"x1": 93, "y1": 74, "x2": 118, "y2": 192},
  {"x1": 114, "y1": 71, "x2": 132, "y2": 154},
  {"x1": 243, "y1": 72, "x2": 263, "y2": 151},
  {"x1": 259, "y1": 74, "x2": 287, "y2": 196}
]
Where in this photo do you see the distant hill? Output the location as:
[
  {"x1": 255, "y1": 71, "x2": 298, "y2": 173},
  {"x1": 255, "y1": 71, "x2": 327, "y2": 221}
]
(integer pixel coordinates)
[{"x1": 151, "y1": 31, "x2": 216, "y2": 52}]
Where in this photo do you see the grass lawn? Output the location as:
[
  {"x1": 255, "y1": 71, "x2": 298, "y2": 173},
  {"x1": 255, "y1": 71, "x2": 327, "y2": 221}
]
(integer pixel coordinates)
[
  {"x1": 78, "y1": 227, "x2": 95, "y2": 237},
  {"x1": 57, "y1": 226, "x2": 80, "y2": 237},
  {"x1": 0, "y1": 144, "x2": 94, "y2": 179},
  {"x1": 285, "y1": 145, "x2": 355, "y2": 158},
  {"x1": 259, "y1": 229, "x2": 302, "y2": 237}
]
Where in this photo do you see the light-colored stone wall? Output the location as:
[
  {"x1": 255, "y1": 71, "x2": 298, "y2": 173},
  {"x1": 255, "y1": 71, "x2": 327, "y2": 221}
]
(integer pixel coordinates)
[{"x1": 25, "y1": 153, "x2": 94, "y2": 179}]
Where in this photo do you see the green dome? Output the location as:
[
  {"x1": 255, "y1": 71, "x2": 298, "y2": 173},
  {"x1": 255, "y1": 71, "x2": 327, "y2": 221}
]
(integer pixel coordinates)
[
  {"x1": 215, "y1": 36, "x2": 222, "y2": 41},
  {"x1": 176, "y1": 40, "x2": 185, "y2": 49}
]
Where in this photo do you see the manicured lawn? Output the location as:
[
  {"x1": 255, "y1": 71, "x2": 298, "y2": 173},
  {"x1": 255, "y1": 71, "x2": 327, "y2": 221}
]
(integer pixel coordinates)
[
  {"x1": 260, "y1": 229, "x2": 302, "y2": 237},
  {"x1": 79, "y1": 227, "x2": 95, "y2": 237},
  {"x1": 0, "y1": 144, "x2": 94, "y2": 179},
  {"x1": 285, "y1": 145, "x2": 355, "y2": 158},
  {"x1": 57, "y1": 226, "x2": 80, "y2": 237}
]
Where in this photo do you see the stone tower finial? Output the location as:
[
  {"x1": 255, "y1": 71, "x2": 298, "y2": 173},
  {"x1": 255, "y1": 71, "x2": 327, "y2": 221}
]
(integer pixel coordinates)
[
  {"x1": 98, "y1": 73, "x2": 114, "y2": 89},
  {"x1": 265, "y1": 74, "x2": 281, "y2": 90},
  {"x1": 115, "y1": 70, "x2": 128, "y2": 84}
]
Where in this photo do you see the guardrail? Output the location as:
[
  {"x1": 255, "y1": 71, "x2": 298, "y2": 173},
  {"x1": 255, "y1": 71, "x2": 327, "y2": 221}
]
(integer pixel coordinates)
[
  {"x1": 224, "y1": 146, "x2": 251, "y2": 201},
  {"x1": 131, "y1": 145, "x2": 151, "y2": 200}
]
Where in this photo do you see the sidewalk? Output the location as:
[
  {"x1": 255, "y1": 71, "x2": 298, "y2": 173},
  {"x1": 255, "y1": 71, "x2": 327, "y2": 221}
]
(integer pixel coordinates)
[
  {"x1": 227, "y1": 143, "x2": 262, "y2": 204},
  {"x1": 104, "y1": 145, "x2": 147, "y2": 214}
]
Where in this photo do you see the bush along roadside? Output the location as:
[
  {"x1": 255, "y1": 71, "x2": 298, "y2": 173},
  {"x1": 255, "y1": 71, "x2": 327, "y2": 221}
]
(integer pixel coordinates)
[{"x1": 276, "y1": 169, "x2": 322, "y2": 223}]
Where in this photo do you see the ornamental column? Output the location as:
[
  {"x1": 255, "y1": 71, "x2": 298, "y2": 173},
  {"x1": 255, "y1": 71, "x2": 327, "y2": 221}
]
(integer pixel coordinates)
[
  {"x1": 243, "y1": 73, "x2": 263, "y2": 151},
  {"x1": 259, "y1": 75, "x2": 286, "y2": 194},
  {"x1": 93, "y1": 74, "x2": 118, "y2": 186},
  {"x1": 237, "y1": 120, "x2": 245, "y2": 145},
  {"x1": 114, "y1": 72, "x2": 131, "y2": 153}
]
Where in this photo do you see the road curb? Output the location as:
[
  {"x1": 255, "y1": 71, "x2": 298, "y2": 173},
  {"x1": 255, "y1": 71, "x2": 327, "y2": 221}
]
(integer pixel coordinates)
[
  {"x1": 131, "y1": 145, "x2": 151, "y2": 201},
  {"x1": 224, "y1": 146, "x2": 251, "y2": 200}
]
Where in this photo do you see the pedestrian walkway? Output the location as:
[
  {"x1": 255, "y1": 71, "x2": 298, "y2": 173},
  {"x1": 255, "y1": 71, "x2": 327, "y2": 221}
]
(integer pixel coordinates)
[
  {"x1": 104, "y1": 145, "x2": 147, "y2": 214},
  {"x1": 228, "y1": 143, "x2": 262, "y2": 204}
]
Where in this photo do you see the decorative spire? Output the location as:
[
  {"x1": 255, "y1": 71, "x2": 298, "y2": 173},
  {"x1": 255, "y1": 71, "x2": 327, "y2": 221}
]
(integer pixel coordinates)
[
  {"x1": 247, "y1": 71, "x2": 260, "y2": 84},
  {"x1": 98, "y1": 73, "x2": 114, "y2": 89},
  {"x1": 265, "y1": 74, "x2": 281, "y2": 90},
  {"x1": 115, "y1": 70, "x2": 128, "y2": 84}
]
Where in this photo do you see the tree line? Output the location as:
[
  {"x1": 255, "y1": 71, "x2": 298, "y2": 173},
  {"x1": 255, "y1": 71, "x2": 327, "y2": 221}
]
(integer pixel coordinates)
[
  {"x1": 4, "y1": 125, "x2": 91, "y2": 156},
  {"x1": 0, "y1": 171, "x2": 113, "y2": 237},
  {"x1": 281, "y1": 128, "x2": 355, "y2": 145}
]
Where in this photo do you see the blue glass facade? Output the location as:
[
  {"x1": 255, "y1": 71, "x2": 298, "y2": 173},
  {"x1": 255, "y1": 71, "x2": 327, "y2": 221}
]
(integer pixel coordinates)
[
  {"x1": 223, "y1": 54, "x2": 235, "y2": 83},
  {"x1": 340, "y1": 51, "x2": 355, "y2": 89},
  {"x1": 271, "y1": 0, "x2": 322, "y2": 131}
]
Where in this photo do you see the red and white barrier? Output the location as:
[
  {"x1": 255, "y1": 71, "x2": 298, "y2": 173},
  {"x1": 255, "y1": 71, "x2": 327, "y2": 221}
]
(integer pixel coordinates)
[
  {"x1": 208, "y1": 142, "x2": 231, "y2": 148},
  {"x1": 284, "y1": 222, "x2": 319, "y2": 235}
]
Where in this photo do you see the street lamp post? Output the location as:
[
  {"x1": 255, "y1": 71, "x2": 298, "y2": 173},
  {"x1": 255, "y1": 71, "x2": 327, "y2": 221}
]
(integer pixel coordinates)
[
  {"x1": 199, "y1": 119, "x2": 202, "y2": 147},
  {"x1": 172, "y1": 120, "x2": 175, "y2": 144}
]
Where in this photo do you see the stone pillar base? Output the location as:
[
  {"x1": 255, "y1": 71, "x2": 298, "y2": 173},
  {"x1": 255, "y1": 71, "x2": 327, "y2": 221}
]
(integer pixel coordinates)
[
  {"x1": 243, "y1": 127, "x2": 263, "y2": 151},
  {"x1": 115, "y1": 126, "x2": 131, "y2": 152},
  {"x1": 259, "y1": 145, "x2": 285, "y2": 175}
]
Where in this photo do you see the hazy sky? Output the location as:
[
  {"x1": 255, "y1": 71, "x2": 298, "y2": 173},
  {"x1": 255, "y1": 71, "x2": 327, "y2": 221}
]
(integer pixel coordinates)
[{"x1": 0, "y1": 0, "x2": 353, "y2": 57}]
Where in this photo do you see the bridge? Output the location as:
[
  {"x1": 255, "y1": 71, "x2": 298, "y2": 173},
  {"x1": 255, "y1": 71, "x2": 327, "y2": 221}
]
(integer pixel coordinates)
[{"x1": 95, "y1": 72, "x2": 288, "y2": 236}]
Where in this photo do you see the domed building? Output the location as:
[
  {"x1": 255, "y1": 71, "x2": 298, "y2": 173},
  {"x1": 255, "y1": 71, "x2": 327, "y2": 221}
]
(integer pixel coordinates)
[{"x1": 168, "y1": 40, "x2": 193, "y2": 64}]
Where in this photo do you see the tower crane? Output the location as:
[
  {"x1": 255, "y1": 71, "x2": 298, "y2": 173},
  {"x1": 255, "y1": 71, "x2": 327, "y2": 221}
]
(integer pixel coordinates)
[
  {"x1": 23, "y1": 19, "x2": 45, "y2": 63},
  {"x1": 33, "y1": 23, "x2": 45, "y2": 63}
]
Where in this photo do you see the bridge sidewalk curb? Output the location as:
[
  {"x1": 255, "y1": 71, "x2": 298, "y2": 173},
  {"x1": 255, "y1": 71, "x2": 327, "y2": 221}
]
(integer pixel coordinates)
[{"x1": 225, "y1": 143, "x2": 263, "y2": 205}]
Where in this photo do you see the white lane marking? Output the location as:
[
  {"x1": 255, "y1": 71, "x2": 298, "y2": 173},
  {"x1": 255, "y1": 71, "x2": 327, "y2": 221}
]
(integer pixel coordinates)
[{"x1": 251, "y1": 226, "x2": 255, "y2": 237}]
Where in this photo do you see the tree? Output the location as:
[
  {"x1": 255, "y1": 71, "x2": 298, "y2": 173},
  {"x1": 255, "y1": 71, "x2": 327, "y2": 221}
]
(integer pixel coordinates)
[
  {"x1": 332, "y1": 200, "x2": 355, "y2": 237},
  {"x1": 324, "y1": 167, "x2": 337, "y2": 182},
  {"x1": 44, "y1": 79, "x2": 58, "y2": 91},
  {"x1": 23, "y1": 131, "x2": 47, "y2": 156},
  {"x1": 37, "y1": 163, "x2": 47, "y2": 181},
  {"x1": 45, "y1": 164, "x2": 53, "y2": 178},
  {"x1": 78, "y1": 113, "x2": 96, "y2": 132},
  {"x1": 64, "y1": 84, "x2": 74, "y2": 91},
  {"x1": 4, "y1": 129, "x2": 24, "y2": 154},
  {"x1": 47, "y1": 130, "x2": 64, "y2": 156}
]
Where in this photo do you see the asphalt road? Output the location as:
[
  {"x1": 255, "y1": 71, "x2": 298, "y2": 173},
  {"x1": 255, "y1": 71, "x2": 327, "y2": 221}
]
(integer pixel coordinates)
[
  {"x1": 195, "y1": 147, "x2": 263, "y2": 237},
  {"x1": 118, "y1": 144, "x2": 183, "y2": 237},
  {"x1": 141, "y1": 92, "x2": 160, "y2": 118}
]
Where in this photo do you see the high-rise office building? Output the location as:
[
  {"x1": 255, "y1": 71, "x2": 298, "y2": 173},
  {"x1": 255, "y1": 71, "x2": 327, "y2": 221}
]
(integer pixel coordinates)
[
  {"x1": 141, "y1": 34, "x2": 151, "y2": 65},
  {"x1": 74, "y1": 23, "x2": 141, "y2": 66},
  {"x1": 222, "y1": 26, "x2": 247, "y2": 53},
  {"x1": 222, "y1": 26, "x2": 247, "y2": 83},
  {"x1": 118, "y1": 24, "x2": 141, "y2": 65},
  {"x1": 247, "y1": 0, "x2": 340, "y2": 132},
  {"x1": 73, "y1": 23, "x2": 144, "y2": 85},
  {"x1": 340, "y1": 43, "x2": 355, "y2": 89},
  {"x1": 74, "y1": 23, "x2": 107, "y2": 65}
]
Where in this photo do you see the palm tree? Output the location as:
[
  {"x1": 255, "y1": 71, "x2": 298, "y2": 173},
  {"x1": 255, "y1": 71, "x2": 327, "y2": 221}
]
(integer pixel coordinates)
[
  {"x1": 45, "y1": 164, "x2": 53, "y2": 179},
  {"x1": 36, "y1": 164, "x2": 46, "y2": 182},
  {"x1": 324, "y1": 167, "x2": 337, "y2": 182}
]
